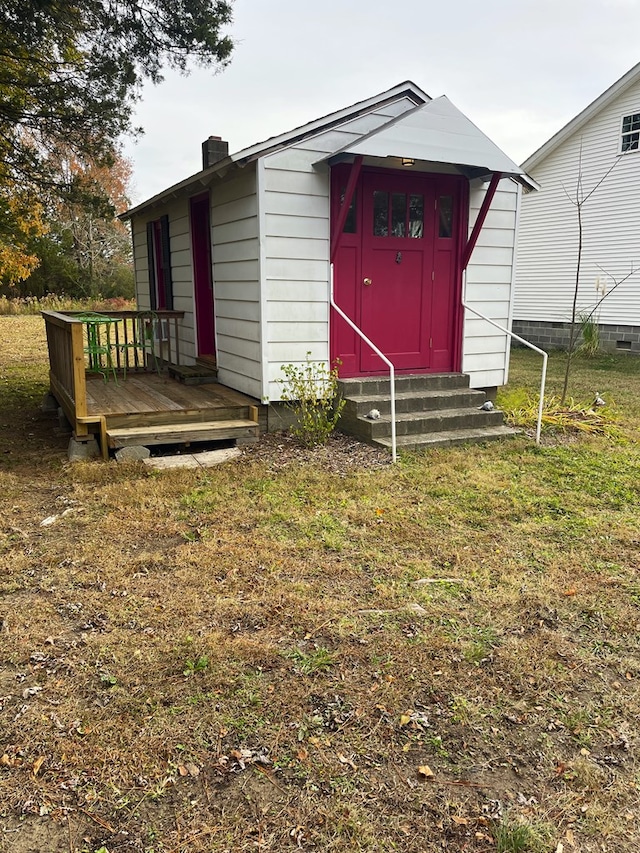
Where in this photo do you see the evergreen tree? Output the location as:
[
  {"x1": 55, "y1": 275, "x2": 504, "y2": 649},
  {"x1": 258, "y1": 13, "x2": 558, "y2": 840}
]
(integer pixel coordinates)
[{"x1": 0, "y1": 0, "x2": 234, "y2": 286}]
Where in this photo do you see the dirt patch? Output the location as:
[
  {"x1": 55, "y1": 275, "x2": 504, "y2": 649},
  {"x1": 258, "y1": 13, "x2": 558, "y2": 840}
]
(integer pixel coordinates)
[{"x1": 242, "y1": 431, "x2": 392, "y2": 473}]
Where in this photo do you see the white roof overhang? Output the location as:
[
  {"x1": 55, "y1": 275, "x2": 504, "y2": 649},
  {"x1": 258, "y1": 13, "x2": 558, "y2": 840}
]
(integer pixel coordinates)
[{"x1": 317, "y1": 96, "x2": 536, "y2": 189}]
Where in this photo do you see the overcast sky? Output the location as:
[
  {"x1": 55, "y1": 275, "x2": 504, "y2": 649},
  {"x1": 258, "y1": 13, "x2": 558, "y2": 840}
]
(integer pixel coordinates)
[{"x1": 122, "y1": 0, "x2": 640, "y2": 204}]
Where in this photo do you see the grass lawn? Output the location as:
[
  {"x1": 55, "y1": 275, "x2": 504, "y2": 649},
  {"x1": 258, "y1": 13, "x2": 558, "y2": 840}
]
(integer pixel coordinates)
[{"x1": 1, "y1": 316, "x2": 640, "y2": 852}]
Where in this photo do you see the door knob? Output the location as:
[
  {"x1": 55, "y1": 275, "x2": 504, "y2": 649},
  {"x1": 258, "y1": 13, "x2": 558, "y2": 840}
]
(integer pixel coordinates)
[{"x1": 363, "y1": 277, "x2": 372, "y2": 286}]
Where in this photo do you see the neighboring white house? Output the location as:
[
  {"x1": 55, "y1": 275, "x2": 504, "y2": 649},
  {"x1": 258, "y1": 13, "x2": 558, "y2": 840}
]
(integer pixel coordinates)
[
  {"x1": 123, "y1": 82, "x2": 531, "y2": 406},
  {"x1": 514, "y1": 63, "x2": 640, "y2": 353}
]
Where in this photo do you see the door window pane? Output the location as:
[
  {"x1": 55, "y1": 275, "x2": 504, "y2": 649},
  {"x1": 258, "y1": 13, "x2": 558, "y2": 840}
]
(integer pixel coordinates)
[
  {"x1": 409, "y1": 194, "x2": 424, "y2": 238},
  {"x1": 391, "y1": 192, "x2": 406, "y2": 237},
  {"x1": 438, "y1": 195, "x2": 453, "y2": 238},
  {"x1": 373, "y1": 191, "x2": 389, "y2": 236},
  {"x1": 340, "y1": 187, "x2": 358, "y2": 233}
]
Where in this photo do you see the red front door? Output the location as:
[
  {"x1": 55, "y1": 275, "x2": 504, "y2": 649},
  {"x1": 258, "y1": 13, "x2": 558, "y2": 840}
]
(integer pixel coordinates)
[
  {"x1": 190, "y1": 194, "x2": 216, "y2": 359},
  {"x1": 331, "y1": 167, "x2": 465, "y2": 376}
]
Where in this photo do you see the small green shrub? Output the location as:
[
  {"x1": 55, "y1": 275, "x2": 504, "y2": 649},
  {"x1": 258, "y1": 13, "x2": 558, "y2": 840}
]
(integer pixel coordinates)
[
  {"x1": 494, "y1": 815, "x2": 552, "y2": 853},
  {"x1": 285, "y1": 646, "x2": 337, "y2": 674},
  {"x1": 497, "y1": 389, "x2": 620, "y2": 438},
  {"x1": 579, "y1": 312, "x2": 601, "y2": 357},
  {"x1": 280, "y1": 353, "x2": 345, "y2": 447},
  {"x1": 183, "y1": 655, "x2": 209, "y2": 677}
]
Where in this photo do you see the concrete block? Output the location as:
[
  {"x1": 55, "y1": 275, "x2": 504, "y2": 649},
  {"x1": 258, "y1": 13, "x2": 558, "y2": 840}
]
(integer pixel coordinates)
[
  {"x1": 115, "y1": 445, "x2": 151, "y2": 462},
  {"x1": 41, "y1": 392, "x2": 58, "y2": 415},
  {"x1": 68, "y1": 436, "x2": 101, "y2": 462},
  {"x1": 57, "y1": 407, "x2": 72, "y2": 433}
]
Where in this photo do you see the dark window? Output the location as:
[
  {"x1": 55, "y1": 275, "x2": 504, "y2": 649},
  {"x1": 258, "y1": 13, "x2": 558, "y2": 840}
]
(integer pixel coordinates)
[
  {"x1": 391, "y1": 193, "x2": 407, "y2": 237},
  {"x1": 409, "y1": 194, "x2": 424, "y2": 238},
  {"x1": 373, "y1": 191, "x2": 389, "y2": 236},
  {"x1": 147, "y1": 215, "x2": 173, "y2": 310},
  {"x1": 621, "y1": 113, "x2": 640, "y2": 152},
  {"x1": 438, "y1": 195, "x2": 453, "y2": 238},
  {"x1": 339, "y1": 187, "x2": 358, "y2": 233}
]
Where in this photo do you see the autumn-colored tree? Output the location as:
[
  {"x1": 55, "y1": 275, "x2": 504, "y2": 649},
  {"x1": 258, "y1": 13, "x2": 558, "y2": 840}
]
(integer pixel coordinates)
[
  {"x1": 13, "y1": 150, "x2": 136, "y2": 299},
  {"x1": 55, "y1": 150, "x2": 133, "y2": 296},
  {"x1": 0, "y1": 0, "x2": 234, "y2": 285},
  {"x1": 0, "y1": 185, "x2": 47, "y2": 287}
]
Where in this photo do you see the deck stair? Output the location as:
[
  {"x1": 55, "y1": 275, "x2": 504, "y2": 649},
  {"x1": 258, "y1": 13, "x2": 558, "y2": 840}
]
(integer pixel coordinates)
[
  {"x1": 337, "y1": 373, "x2": 516, "y2": 452},
  {"x1": 106, "y1": 419, "x2": 259, "y2": 449},
  {"x1": 168, "y1": 361, "x2": 218, "y2": 385},
  {"x1": 91, "y1": 375, "x2": 260, "y2": 452}
]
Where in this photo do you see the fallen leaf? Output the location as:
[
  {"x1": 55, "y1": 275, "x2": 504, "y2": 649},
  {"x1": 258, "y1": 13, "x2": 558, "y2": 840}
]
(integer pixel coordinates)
[
  {"x1": 185, "y1": 762, "x2": 200, "y2": 777},
  {"x1": 32, "y1": 756, "x2": 46, "y2": 777},
  {"x1": 418, "y1": 764, "x2": 434, "y2": 778},
  {"x1": 296, "y1": 747, "x2": 308, "y2": 761},
  {"x1": 400, "y1": 713, "x2": 412, "y2": 726},
  {"x1": 451, "y1": 816, "x2": 469, "y2": 826},
  {"x1": 555, "y1": 843, "x2": 564, "y2": 853},
  {"x1": 337, "y1": 753, "x2": 357, "y2": 771},
  {"x1": 178, "y1": 765, "x2": 188, "y2": 776},
  {"x1": 564, "y1": 828, "x2": 575, "y2": 846},
  {"x1": 563, "y1": 589, "x2": 577, "y2": 596},
  {"x1": 0, "y1": 754, "x2": 12, "y2": 767}
]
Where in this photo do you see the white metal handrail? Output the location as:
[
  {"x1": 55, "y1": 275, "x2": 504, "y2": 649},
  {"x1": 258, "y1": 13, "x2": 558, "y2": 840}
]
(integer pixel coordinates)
[
  {"x1": 462, "y1": 300, "x2": 548, "y2": 445},
  {"x1": 330, "y1": 264, "x2": 397, "y2": 462}
]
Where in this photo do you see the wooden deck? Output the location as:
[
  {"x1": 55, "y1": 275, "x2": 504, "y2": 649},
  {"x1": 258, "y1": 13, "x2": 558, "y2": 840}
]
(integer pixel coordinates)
[
  {"x1": 42, "y1": 310, "x2": 262, "y2": 457},
  {"x1": 86, "y1": 373, "x2": 262, "y2": 450},
  {"x1": 86, "y1": 373, "x2": 257, "y2": 423}
]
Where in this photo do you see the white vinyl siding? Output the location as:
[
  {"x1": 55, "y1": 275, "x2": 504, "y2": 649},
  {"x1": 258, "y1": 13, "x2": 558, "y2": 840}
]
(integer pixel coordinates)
[
  {"x1": 515, "y1": 80, "x2": 640, "y2": 326},
  {"x1": 211, "y1": 169, "x2": 262, "y2": 398},
  {"x1": 131, "y1": 218, "x2": 150, "y2": 305},
  {"x1": 463, "y1": 178, "x2": 519, "y2": 388},
  {"x1": 261, "y1": 98, "x2": 419, "y2": 402}
]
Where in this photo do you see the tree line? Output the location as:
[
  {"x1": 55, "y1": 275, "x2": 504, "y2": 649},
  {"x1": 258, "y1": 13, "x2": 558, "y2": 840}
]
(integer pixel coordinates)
[{"x1": 0, "y1": 0, "x2": 235, "y2": 298}]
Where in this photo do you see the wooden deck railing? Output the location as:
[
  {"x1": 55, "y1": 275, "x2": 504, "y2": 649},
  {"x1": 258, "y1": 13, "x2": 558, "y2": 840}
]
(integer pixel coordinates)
[
  {"x1": 43, "y1": 311, "x2": 88, "y2": 435},
  {"x1": 66, "y1": 309, "x2": 186, "y2": 374},
  {"x1": 82, "y1": 311, "x2": 184, "y2": 370},
  {"x1": 42, "y1": 309, "x2": 186, "y2": 441}
]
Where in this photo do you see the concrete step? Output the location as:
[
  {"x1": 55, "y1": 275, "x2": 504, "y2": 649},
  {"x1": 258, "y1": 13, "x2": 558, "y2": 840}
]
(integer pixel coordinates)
[
  {"x1": 336, "y1": 372, "x2": 514, "y2": 454},
  {"x1": 345, "y1": 407, "x2": 505, "y2": 440},
  {"x1": 338, "y1": 372, "x2": 470, "y2": 396},
  {"x1": 107, "y1": 419, "x2": 259, "y2": 448},
  {"x1": 374, "y1": 425, "x2": 519, "y2": 451},
  {"x1": 341, "y1": 387, "x2": 487, "y2": 417}
]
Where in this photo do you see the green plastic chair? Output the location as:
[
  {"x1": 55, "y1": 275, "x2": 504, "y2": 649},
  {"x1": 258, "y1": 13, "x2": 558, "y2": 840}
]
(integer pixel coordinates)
[{"x1": 77, "y1": 312, "x2": 119, "y2": 383}]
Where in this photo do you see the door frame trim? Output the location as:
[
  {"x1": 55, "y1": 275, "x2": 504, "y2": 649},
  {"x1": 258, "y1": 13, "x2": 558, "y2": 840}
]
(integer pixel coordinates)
[
  {"x1": 330, "y1": 164, "x2": 469, "y2": 376},
  {"x1": 189, "y1": 191, "x2": 216, "y2": 359}
]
